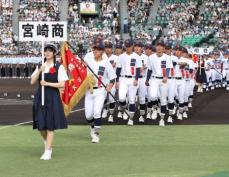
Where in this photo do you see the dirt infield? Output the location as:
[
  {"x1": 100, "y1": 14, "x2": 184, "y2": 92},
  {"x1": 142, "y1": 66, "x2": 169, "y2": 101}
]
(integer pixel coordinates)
[{"x1": 0, "y1": 78, "x2": 229, "y2": 125}]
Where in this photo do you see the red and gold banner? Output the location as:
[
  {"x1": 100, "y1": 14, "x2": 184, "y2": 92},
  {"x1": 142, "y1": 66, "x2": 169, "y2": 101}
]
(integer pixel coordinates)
[{"x1": 61, "y1": 42, "x2": 95, "y2": 117}]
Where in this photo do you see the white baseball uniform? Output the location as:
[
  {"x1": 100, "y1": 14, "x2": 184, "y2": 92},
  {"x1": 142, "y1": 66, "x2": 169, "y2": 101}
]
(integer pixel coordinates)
[
  {"x1": 138, "y1": 53, "x2": 148, "y2": 115},
  {"x1": 116, "y1": 52, "x2": 142, "y2": 118},
  {"x1": 84, "y1": 53, "x2": 116, "y2": 125},
  {"x1": 147, "y1": 53, "x2": 173, "y2": 116}
]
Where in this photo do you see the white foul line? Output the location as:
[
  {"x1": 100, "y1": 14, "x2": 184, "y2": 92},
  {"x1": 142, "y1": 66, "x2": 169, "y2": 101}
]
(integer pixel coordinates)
[
  {"x1": 0, "y1": 121, "x2": 33, "y2": 130},
  {"x1": 0, "y1": 107, "x2": 85, "y2": 130}
]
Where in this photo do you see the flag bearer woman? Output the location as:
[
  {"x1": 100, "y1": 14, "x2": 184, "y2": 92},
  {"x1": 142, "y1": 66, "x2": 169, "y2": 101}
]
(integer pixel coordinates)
[{"x1": 31, "y1": 43, "x2": 68, "y2": 160}]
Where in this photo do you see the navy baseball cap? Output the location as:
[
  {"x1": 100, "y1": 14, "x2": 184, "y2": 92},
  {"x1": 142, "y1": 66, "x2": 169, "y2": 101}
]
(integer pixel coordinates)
[
  {"x1": 224, "y1": 50, "x2": 229, "y2": 55},
  {"x1": 174, "y1": 45, "x2": 183, "y2": 51},
  {"x1": 115, "y1": 42, "x2": 123, "y2": 49},
  {"x1": 145, "y1": 43, "x2": 153, "y2": 50},
  {"x1": 165, "y1": 43, "x2": 172, "y2": 50},
  {"x1": 93, "y1": 36, "x2": 103, "y2": 45},
  {"x1": 134, "y1": 41, "x2": 143, "y2": 47},
  {"x1": 156, "y1": 40, "x2": 165, "y2": 47},
  {"x1": 44, "y1": 43, "x2": 57, "y2": 52},
  {"x1": 104, "y1": 41, "x2": 113, "y2": 48},
  {"x1": 124, "y1": 39, "x2": 134, "y2": 47},
  {"x1": 181, "y1": 47, "x2": 188, "y2": 54},
  {"x1": 93, "y1": 41, "x2": 105, "y2": 50}
]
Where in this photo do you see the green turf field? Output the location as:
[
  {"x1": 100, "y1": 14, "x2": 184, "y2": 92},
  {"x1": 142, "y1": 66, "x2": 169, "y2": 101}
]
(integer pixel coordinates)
[{"x1": 0, "y1": 125, "x2": 229, "y2": 177}]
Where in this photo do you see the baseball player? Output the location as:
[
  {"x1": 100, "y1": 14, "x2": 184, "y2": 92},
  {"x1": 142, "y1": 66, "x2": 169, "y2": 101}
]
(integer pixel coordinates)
[
  {"x1": 116, "y1": 39, "x2": 142, "y2": 126},
  {"x1": 145, "y1": 41, "x2": 173, "y2": 126},
  {"x1": 188, "y1": 54, "x2": 197, "y2": 107},
  {"x1": 144, "y1": 44, "x2": 155, "y2": 119},
  {"x1": 164, "y1": 43, "x2": 177, "y2": 123},
  {"x1": 205, "y1": 55, "x2": 214, "y2": 92},
  {"x1": 172, "y1": 46, "x2": 189, "y2": 120},
  {"x1": 183, "y1": 48, "x2": 195, "y2": 118},
  {"x1": 213, "y1": 53, "x2": 223, "y2": 88},
  {"x1": 84, "y1": 40, "x2": 116, "y2": 143},
  {"x1": 181, "y1": 48, "x2": 194, "y2": 119},
  {"x1": 104, "y1": 41, "x2": 119, "y2": 123},
  {"x1": 134, "y1": 41, "x2": 148, "y2": 123}
]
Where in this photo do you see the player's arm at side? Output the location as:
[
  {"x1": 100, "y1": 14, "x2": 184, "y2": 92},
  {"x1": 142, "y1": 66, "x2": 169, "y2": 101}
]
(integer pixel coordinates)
[
  {"x1": 106, "y1": 61, "x2": 116, "y2": 92},
  {"x1": 115, "y1": 55, "x2": 122, "y2": 89},
  {"x1": 134, "y1": 55, "x2": 142, "y2": 86},
  {"x1": 145, "y1": 56, "x2": 153, "y2": 86}
]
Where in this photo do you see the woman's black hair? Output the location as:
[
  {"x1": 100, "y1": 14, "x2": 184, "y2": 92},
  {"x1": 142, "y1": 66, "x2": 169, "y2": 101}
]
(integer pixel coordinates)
[{"x1": 44, "y1": 47, "x2": 57, "y2": 68}]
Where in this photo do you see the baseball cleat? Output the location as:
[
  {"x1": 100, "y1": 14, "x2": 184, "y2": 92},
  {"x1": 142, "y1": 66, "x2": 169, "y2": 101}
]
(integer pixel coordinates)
[
  {"x1": 117, "y1": 111, "x2": 123, "y2": 118},
  {"x1": 139, "y1": 116, "x2": 144, "y2": 123},
  {"x1": 102, "y1": 109, "x2": 108, "y2": 118},
  {"x1": 177, "y1": 113, "x2": 183, "y2": 120},
  {"x1": 183, "y1": 112, "x2": 188, "y2": 119},
  {"x1": 127, "y1": 119, "x2": 134, "y2": 126},
  {"x1": 167, "y1": 116, "x2": 173, "y2": 123},
  {"x1": 151, "y1": 110, "x2": 158, "y2": 120},
  {"x1": 123, "y1": 111, "x2": 129, "y2": 120},
  {"x1": 108, "y1": 115, "x2": 114, "y2": 123},
  {"x1": 159, "y1": 119, "x2": 165, "y2": 127}
]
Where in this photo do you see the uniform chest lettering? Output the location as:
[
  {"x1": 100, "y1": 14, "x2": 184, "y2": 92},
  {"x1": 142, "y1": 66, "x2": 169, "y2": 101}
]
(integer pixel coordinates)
[
  {"x1": 130, "y1": 59, "x2": 136, "y2": 67},
  {"x1": 98, "y1": 66, "x2": 105, "y2": 76},
  {"x1": 161, "y1": 60, "x2": 166, "y2": 68}
]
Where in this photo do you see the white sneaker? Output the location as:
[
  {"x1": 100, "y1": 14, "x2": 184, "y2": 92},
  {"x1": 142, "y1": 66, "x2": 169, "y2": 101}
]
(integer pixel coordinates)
[
  {"x1": 177, "y1": 113, "x2": 183, "y2": 120},
  {"x1": 90, "y1": 127, "x2": 95, "y2": 139},
  {"x1": 127, "y1": 119, "x2": 134, "y2": 126},
  {"x1": 102, "y1": 109, "x2": 108, "y2": 118},
  {"x1": 123, "y1": 111, "x2": 129, "y2": 120},
  {"x1": 41, "y1": 149, "x2": 52, "y2": 160},
  {"x1": 188, "y1": 103, "x2": 192, "y2": 108},
  {"x1": 183, "y1": 112, "x2": 188, "y2": 119},
  {"x1": 108, "y1": 115, "x2": 114, "y2": 123},
  {"x1": 167, "y1": 116, "x2": 173, "y2": 123},
  {"x1": 91, "y1": 134, "x2": 100, "y2": 143},
  {"x1": 206, "y1": 88, "x2": 209, "y2": 92},
  {"x1": 139, "y1": 116, "x2": 144, "y2": 123},
  {"x1": 151, "y1": 110, "x2": 158, "y2": 120},
  {"x1": 146, "y1": 112, "x2": 151, "y2": 119},
  {"x1": 117, "y1": 111, "x2": 123, "y2": 118},
  {"x1": 222, "y1": 83, "x2": 226, "y2": 87},
  {"x1": 211, "y1": 86, "x2": 215, "y2": 90},
  {"x1": 226, "y1": 87, "x2": 229, "y2": 91},
  {"x1": 159, "y1": 119, "x2": 165, "y2": 127}
]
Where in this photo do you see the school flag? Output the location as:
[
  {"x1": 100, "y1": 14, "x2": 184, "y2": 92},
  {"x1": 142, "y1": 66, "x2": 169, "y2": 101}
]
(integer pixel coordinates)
[{"x1": 61, "y1": 42, "x2": 95, "y2": 117}]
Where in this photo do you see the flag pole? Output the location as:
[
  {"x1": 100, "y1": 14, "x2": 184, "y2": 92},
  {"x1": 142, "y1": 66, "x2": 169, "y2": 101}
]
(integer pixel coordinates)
[
  {"x1": 66, "y1": 41, "x2": 130, "y2": 119},
  {"x1": 41, "y1": 41, "x2": 45, "y2": 106}
]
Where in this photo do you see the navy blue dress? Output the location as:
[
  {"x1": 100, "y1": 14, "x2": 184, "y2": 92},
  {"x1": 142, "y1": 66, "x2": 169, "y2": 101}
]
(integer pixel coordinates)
[{"x1": 33, "y1": 62, "x2": 68, "y2": 131}]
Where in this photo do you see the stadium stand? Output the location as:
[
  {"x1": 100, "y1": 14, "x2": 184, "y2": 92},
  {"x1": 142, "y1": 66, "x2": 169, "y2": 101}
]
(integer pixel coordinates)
[{"x1": 0, "y1": 0, "x2": 228, "y2": 61}]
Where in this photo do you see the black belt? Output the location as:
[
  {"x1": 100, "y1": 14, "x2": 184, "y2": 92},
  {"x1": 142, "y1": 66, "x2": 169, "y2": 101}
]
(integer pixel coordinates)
[
  {"x1": 124, "y1": 75, "x2": 135, "y2": 78},
  {"x1": 93, "y1": 86, "x2": 103, "y2": 89},
  {"x1": 168, "y1": 77, "x2": 174, "y2": 79},
  {"x1": 152, "y1": 76, "x2": 163, "y2": 79},
  {"x1": 175, "y1": 77, "x2": 182, "y2": 80}
]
